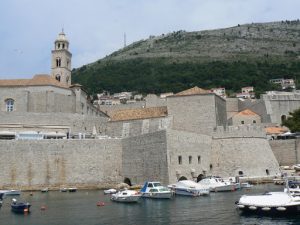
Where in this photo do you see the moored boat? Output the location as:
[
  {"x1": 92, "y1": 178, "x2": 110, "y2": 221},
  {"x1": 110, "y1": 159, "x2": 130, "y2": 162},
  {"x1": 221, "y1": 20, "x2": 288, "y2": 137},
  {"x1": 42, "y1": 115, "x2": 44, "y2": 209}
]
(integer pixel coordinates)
[
  {"x1": 110, "y1": 189, "x2": 141, "y2": 203},
  {"x1": 140, "y1": 181, "x2": 172, "y2": 199},
  {"x1": 68, "y1": 187, "x2": 77, "y2": 192},
  {"x1": 41, "y1": 188, "x2": 49, "y2": 193},
  {"x1": 11, "y1": 198, "x2": 31, "y2": 213},
  {"x1": 168, "y1": 180, "x2": 210, "y2": 196},
  {"x1": 0, "y1": 189, "x2": 21, "y2": 196},
  {"x1": 104, "y1": 188, "x2": 117, "y2": 194},
  {"x1": 236, "y1": 191, "x2": 300, "y2": 215},
  {"x1": 198, "y1": 176, "x2": 236, "y2": 192}
]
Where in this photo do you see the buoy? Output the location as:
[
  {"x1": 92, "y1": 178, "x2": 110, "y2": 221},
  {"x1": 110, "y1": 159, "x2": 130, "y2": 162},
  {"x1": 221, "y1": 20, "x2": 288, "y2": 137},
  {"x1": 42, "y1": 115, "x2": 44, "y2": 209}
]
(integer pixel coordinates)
[
  {"x1": 30, "y1": 192, "x2": 33, "y2": 196},
  {"x1": 24, "y1": 208, "x2": 29, "y2": 212},
  {"x1": 237, "y1": 204, "x2": 245, "y2": 209},
  {"x1": 249, "y1": 206, "x2": 257, "y2": 210},
  {"x1": 276, "y1": 207, "x2": 286, "y2": 211},
  {"x1": 41, "y1": 205, "x2": 47, "y2": 210},
  {"x1": 262, "y1": 207, "x2": 271, "y2": 211},
  {"x1": 97, "y1": 202, "x2": 105, "y2": 206}
]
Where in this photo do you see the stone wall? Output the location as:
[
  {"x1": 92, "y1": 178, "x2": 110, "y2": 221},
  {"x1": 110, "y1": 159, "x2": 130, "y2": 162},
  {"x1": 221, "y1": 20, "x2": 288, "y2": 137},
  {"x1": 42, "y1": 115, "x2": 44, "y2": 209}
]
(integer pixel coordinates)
[
  {"x1": 269, "y1": 139, "x2": 300, "y2": 165},
  {"x1": 166, "y1": 129, "x2": 212, "y2": 183},
  {"x1": 211, "y1": 137, "x2": 280, "y2": 177},
  {"x1": 0, "y1": 138, "x2": 123, "y2": 189},
  {"x1": 122, "y1": 130, "x2": 169, "y2": 185},
  {"x1": 167, "y1": 94, "x2": 224, "y2": 135},
  {"x1": 0, "y1": 112, "x2": 109, "y2": 134}
]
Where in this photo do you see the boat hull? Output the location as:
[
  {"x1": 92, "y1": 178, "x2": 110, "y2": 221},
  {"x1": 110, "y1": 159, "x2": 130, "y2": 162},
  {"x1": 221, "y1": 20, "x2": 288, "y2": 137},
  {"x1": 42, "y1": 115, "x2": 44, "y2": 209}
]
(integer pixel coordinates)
[
  {"x1": 211, "y1": 184, "x2": 236, "y2": 192},
  {"x1": 237, "y1": 204, "x2": 300, "y2": 215},
  {"x1": 11, "y1": 203, "x2": 31, "y2": 213},
  {"x1": 173, "y1": 188, "x2": 209, "y2": 196},
  {"x1": 111, "y1": 195, "x2": 141, "y2": 203},
  {"x1": 142, "y1": 192, "x2": 172, "y2": 199}
]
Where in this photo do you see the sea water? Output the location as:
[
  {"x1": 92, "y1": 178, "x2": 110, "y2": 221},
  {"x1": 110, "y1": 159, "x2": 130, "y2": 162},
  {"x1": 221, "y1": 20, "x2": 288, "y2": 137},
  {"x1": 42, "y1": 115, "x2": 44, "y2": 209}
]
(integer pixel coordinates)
[{"x1": 0, "y1": 184, "x2": 299, "y2": 225}]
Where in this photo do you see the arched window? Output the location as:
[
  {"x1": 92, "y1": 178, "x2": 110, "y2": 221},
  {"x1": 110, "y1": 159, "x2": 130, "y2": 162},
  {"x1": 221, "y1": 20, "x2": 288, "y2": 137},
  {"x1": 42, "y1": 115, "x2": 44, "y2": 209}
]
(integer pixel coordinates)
[
  {"x1": 178, "y1": 176, "x2": 187, "y2": 181},
  {"x1": 62, "y1": 43, "x2": 65, "y2": 49},
  {"x1": 55, "y1": 75, "x2": 61, "y2": 82},
  {"x1": 58, "y1": 43, "x2": 60, "y2": 49},
  {"x1": 5, "y1": 99, "x2": 14, "y2": 112},
  {"x1": 281, "y1": 115, "x2": 287, "y2": 123}
]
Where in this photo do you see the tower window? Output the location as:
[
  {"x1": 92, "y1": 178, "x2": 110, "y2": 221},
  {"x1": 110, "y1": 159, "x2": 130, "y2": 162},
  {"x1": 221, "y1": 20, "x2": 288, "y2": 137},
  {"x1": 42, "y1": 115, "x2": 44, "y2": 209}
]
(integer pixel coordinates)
[
  {"x1": 62, "y1": 43, "x2": 65, "y2": 49},
  {"x1": 66, "y1": 76, "x2": 69, "y2": 83},
  {"x1": 58, "y1": 43, "x2": 60, "y2": 49},
  {"x1": 241, "y1": 121, "x2": 244, "y2": 124},
  {"x1": 253, "y1": 120, "x2": 256, "y2": 124},
  {"x1": 189, "y1": 156, "x2": 192, "y2": 164},
  {"x1": 55, "y1": 75, "x2": 61, "y2": 82},
  {"x1": 5, "y1": 99, "x2": 14, "y2": 112},
  {"x1": 56, "y1": 58, "x2": 61, "y2": 67},
  {"x1": 197, "y1": 156, "x2": 201, "y2": 164}
]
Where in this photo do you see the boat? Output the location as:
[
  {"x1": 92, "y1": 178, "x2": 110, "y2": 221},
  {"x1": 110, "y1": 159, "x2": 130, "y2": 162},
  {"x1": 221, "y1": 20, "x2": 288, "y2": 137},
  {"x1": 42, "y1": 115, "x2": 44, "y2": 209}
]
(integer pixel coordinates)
[
  {"x1": 60, "y1": 187, "x2": 68, "y2": 192},
  {"x1": 104, "y1": 188, "x2": 117, "y2": 194},
  {"x1": 41, "y1": 188, "x2": 49, "y2": 193},
  {"x1": 110, "y1": 189, "x2": 141, "y2": 203},
  {"x1": 293, "y1": 164, "x2": 300, "y2": 171},
  {"x1": 140, "y1": 181, "x2": 173, "y2": 199},
  {"x1": 240, "y1": 182, "x2": 253, "y2": 189},
  {"x1": 0, "y1": 193, "x2": 4, "y2": 207},
  {"x1": 198, "y1": 176, "x2": 236, "y2": 192},
  {"x1": 11, "y1": 198, "x2": 31, "y2": 213},
  {"x1": 236, "y1": 191, "x2": 300, "y2": 215},
  {"x1": 168, "y1": 180, "x2": 210, "y2": 196},
  {"x1": 68, "y1": 187, "x2": 77, "y2": 192},
  {"x1": 0, "y1": 189, "x2": 21, "y2": 196}
]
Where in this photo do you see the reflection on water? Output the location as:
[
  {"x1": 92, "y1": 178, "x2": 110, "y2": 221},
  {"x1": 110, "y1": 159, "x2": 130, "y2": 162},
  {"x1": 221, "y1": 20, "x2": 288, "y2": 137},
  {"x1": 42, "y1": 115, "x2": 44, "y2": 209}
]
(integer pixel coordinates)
[{"x1": 0, "y1": 184, "x2": 299, "y2": 225}]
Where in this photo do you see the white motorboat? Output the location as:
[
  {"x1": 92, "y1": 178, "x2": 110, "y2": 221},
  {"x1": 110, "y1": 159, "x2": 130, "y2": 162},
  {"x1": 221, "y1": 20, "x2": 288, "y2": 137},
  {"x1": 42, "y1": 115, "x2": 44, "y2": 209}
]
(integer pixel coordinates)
[
  {"x1": 236, "y1": 191, "x2": 300, "y2": 214},
  {"x1": 104, "y1": 188, "x2": 117, "y2": 194},
  {"x1": 140, "y1": 181, "x2": 172, "y2": 199},
  {"x1": 168, "y1": 180, "x2": 210, "y2": 196},
  {"x1": 110, "y1": 189, "x2": 141, "y2": 203},
  {"x1": 293, "y1": 164, "x2": 300, "y2": 171},
  {"x1": 198, "y1": 176, "x2": 236, "y2": 192},
  {"x1": 0, "y1": 189, "x2": 21, "y2": 196},
  {"x1": 41, "y1": 188, "x2": 49, "y2": 193}
]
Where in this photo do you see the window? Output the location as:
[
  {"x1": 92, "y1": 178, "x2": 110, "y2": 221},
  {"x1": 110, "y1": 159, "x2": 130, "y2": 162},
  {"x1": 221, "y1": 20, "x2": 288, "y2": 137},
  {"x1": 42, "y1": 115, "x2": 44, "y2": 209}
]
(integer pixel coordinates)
[
  {"x1": 55, "y1": 75, "x2": 61, "y2": 82},
  {"x1": 58, "y1": 43, "x2": 60, "y2": 49},
  {"x1": 253, "y1": 120, "x2": 256, "y2": 124},
  {"x1": 6, "y1": 99, "x2": 14, "y2": 112},
  {"x1": 66, "y1": 76, "x2": 69, "y2": 83},
  {"x1": 266, "y1": 169, "x2": 270, "y2": 175},
  {"x1": 281, "y1": 115, "x2": 287, "y2": 123},
  {"x1": 241, "y1": 121, "x2": 244, "y2": 124},
  {"x1": 56, "y1": 58, "x2": 61, "y2": 67},
  {"x1": 198, "y1": 156, "x2": 201, "y2": 164},
  {"x1": 238, "y1": 171, "x2": 244, "y2": 176},
  {"x1": 189, "y1": 156, "x2": 192, "y2": 164},
  {"x1": 178, "y1": 156, "x2": 182, "y2": 165},
  {"x1": 62, "y1": 43, "x2": 65, "y2": 49}
]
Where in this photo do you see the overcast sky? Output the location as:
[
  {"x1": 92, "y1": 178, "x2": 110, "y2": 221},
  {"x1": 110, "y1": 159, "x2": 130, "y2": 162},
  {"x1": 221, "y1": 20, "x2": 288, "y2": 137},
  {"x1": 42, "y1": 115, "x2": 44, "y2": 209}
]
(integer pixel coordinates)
[{"x1": 0, "y1": 0, "x2": 299, "y2": 79}]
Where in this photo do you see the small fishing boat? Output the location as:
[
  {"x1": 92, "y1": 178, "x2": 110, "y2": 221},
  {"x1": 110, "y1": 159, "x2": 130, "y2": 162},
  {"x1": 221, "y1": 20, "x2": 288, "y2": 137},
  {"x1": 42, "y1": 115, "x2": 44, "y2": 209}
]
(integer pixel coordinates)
[
  {"x1": 110, "y1": 189, "x2": 141, "y2": 203},
  {"x1": 60, "y1": 187, "x2": 68, "y2": 192},
  {"x1": 168, "y1": 180, "x2": 210, "y2": 196},
  {"x1": 104, "y1": 188, "x2": 117, "y2": 194},
  {"x1": 140, "y1": 181, "x2": 172, "y2": 199},
  {"x1": 68, "y1": 187, "x2": 77, "y2": 192},
  {"x1": 41, "y1": 188, "x2": 49, "y2": 193},
  {"x1": 11, "y1": 198, "x2": 31, "y2": 213}
]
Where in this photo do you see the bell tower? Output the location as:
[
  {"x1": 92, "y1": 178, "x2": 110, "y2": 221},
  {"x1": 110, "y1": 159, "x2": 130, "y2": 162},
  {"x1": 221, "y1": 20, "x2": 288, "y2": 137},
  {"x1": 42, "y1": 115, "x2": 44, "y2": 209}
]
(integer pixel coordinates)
[{"x1": 51, "y1": 30, "x2": 72, "y2": 86}]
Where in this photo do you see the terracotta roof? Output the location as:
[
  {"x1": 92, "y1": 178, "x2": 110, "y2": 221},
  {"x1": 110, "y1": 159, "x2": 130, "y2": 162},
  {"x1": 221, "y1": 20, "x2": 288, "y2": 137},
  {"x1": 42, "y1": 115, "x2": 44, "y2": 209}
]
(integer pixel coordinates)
[
  {"x1": 235, "y1": 109, "x2": 259, "y2": 116},
  {"x1": 265, "y1": 127, "x2": 288, "y2": 135},
  {"x1": 110, "y1": 106, "x2": 168, "y2": 122},
  {"x1": 174, "y1": 86, "x2": 211, "y2": 96},
  {"x1": 0, "y1": 74, "x2": 69, "y2": 88}
]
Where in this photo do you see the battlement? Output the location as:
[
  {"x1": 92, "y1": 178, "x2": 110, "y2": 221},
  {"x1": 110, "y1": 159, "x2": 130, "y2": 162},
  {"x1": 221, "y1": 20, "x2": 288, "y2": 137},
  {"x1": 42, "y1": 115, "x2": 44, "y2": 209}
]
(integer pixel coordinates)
[
  {"x1": 262, "y1": 92, "x2": 300, "y2": 101},
  {"x1": 212, "y1": 125, "x2": 266, "y2": 139}
]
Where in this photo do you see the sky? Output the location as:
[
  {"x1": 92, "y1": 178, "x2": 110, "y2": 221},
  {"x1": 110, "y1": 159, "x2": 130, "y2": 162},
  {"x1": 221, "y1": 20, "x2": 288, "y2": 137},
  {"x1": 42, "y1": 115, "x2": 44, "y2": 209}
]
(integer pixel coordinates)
[{"x1": 0, "y1": 0, "x2": 299, "y2": 79}]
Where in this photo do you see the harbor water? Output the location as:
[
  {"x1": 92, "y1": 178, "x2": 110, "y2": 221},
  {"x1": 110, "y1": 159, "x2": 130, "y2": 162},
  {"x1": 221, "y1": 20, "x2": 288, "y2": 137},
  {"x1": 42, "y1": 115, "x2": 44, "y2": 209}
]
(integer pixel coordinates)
[{"x1": 1, "y1": 184, "x2": 300, "y2": 225}]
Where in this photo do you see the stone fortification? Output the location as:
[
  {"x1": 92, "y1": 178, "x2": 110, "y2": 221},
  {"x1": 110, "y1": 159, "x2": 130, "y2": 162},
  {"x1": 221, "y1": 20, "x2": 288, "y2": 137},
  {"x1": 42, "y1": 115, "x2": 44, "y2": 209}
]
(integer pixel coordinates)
[
  {"x1": 0, "y1": 112, "x2": 108, "y2": 134},
  {"x1": 212, "y1": 125, "x2": 265, "y2": 138},
  {"x1": 270, "y1": 139, "x2": 300, "y2": 166},
  {"x1": 122, "y1": 130, "x2": 169, "y2": 185},
  {"x1": 0, "y1": 139, "x2": 123, "y2": 190}
]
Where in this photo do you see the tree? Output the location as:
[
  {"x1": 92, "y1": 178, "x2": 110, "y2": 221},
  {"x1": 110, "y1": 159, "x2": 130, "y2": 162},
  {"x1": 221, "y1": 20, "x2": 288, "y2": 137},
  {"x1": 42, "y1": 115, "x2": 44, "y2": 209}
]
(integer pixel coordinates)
[{"x1": 282, "y1": 108, "x2": 300, "y2": 132}]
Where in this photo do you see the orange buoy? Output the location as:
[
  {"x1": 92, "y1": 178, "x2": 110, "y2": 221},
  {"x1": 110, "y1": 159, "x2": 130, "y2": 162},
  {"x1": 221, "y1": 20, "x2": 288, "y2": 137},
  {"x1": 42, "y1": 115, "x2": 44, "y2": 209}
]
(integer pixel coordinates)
[{"x1": 97, "y1": 202, "x2": 105, "y2": 206}]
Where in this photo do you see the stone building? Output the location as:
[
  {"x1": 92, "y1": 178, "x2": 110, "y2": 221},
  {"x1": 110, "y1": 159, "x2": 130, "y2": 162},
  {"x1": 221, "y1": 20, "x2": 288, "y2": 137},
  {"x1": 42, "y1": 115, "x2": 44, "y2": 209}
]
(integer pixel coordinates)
[{"x1": 0, "y1": 33, "x2": 281, "y2": 190}]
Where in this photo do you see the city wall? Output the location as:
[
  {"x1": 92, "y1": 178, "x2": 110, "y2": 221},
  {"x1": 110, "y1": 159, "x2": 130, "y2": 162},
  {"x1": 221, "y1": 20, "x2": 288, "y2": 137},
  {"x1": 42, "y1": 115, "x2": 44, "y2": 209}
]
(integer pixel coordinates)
[{"x1": 0, "y1": 139, "x2": 123, "y2": 190}]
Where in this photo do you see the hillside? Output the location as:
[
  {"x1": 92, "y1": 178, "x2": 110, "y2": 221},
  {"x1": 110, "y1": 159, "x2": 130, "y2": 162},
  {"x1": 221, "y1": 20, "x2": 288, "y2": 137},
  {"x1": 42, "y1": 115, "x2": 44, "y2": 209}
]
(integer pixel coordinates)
[{"x1": 72, "y1": 20, "x2": 300, "y2": 95}]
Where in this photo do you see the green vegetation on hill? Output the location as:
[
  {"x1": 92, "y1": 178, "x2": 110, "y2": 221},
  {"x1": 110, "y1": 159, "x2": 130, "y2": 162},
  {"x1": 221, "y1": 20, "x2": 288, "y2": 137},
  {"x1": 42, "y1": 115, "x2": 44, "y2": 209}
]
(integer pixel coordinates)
[{"x1": 72, "y1": 21, "x2": 300, "y2": 96}]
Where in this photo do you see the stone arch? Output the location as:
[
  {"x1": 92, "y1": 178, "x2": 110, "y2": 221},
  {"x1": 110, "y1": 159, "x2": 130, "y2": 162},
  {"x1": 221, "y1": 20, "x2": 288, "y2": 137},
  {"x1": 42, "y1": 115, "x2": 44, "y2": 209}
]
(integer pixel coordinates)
[
  {"x1": 281, "y1": 115, "x2": 287, "y2": 123},
  {"x1": 123, "y1": 177, "x2": 132, "y2": 186},
  {"x1": 196, "y1": 174, "x2": 205, "y2": 182},
  {"x1": 178, "y1": 176, "x2": 187, "y2": 181}
]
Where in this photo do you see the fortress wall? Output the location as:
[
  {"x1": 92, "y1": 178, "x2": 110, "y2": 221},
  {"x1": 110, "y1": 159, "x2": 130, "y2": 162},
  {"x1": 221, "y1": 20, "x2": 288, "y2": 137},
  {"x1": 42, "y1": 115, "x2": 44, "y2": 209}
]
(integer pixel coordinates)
[
  {"x1": 167, "y1": 94, "x2": 218, "y2": 134},
  {"x1": 226, "y1": 98, "x2": 239, "y2": 119},
  {"x1": 166, "y1": 129, "x2": 212, "y2": 184},
  {"x1": 269, "y1": 139, "x2": 300, "y2": 165},
  {"x1": 122, "y1": 130, "x2": 169, "y2": 185},
  {"x1": 211, "y1": 137, "x2": 280, "y2": 177},
  {"x1": 0, "y1": 112, "x2": 108, "y2": 134},
  {"x1": 145, "y1": 94, "x2": 167, "y2": 108},
  {"x1": 99, "y1": 101, "x2": 145, "y2": 116},
  {"x1": 0, "y1": 139, "x2": 123, "y2": 189},
  {"x1": 213, "y1": 125, "x2": 265, "y2": 138}
]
